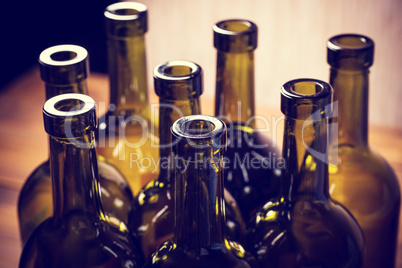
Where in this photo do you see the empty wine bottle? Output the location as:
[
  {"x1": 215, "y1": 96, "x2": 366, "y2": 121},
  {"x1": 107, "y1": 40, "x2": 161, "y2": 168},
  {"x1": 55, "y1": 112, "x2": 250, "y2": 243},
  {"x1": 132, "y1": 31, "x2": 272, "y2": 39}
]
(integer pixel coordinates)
[
  {"x1": 19, "y1": 93, "x2": 143, "y2": 268},
  {"x1": 128, "y1": 60, "x2": 245, "y2": 258},
  {"x1": 144, "y1": 115, "x2": 257, "y2": 268},
  {"x1": 245, "y1": 79, "x2": 364, "y2": 267},
  {"x1": 17, "y1": 44, "x2": 132, "y2": 245},
  {"x1": 327, "y1": 34, "x2": 400, "y2": 268},
  {"x1": 213, "y1": 19, "x2": 281, "y2": 222},
  {"x1": 97, "y1": 2, "x2": 158, "y2": 195}
]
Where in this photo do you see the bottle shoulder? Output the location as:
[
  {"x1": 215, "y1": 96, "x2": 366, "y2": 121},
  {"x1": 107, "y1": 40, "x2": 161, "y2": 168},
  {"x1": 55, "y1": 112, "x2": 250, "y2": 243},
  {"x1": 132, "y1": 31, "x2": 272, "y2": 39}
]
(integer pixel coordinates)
[
  {"x1": 145, "y1": 240, "x2": 256, "y2": 268},
  {"x1": 329, "y1": 145, "x2": 400, "y2": 199},
  {"x1": 246, "y1": 199, "x2": 364, "y2": 267},
  {"x1": 19, "y1": 213, "x2": 144, "y2": 267}
]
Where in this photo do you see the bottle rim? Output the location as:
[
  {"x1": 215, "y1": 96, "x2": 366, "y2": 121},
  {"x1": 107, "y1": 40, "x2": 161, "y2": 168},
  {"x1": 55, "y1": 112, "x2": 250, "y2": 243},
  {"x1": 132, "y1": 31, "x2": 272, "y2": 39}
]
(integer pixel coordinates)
[
  {"x1": 154, "y1": 60, "x2": 204, "y2": 99},
  {"x1": 172, "y1": 115, "x2": 225, "y2": 140},
  {"x1": 327, "y1": 33, "x2": 374, "y2": 69},
  {"x1": 39, "y1": 44, "x2": 88, "y2": 67},
  {"x1": 44, "y1": 93, "x2": 95, "y2": 117},
  {"x1": 213, "y1": 19, "x2": 258, "y2": 52},
  {"x1": 43, "y1": 93, "x2": 96, "y2": 138},
  {"x1": 281, "y1": 78, "x2": 333, "y2": 119},
  {"x1": 104, "y1": 2, "x2": 147, "y2": 21},
  {"x1": 327, "y1": 33, "x2": 373, "y2": 52}
]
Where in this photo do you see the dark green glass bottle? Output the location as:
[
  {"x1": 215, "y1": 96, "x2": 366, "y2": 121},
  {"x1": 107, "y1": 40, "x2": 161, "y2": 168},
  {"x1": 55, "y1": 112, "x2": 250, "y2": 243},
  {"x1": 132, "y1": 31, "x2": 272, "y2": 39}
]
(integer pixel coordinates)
[
  {"x1": 128, "y1": 61, "x2": 245, "y2": 258},
  {"x1": 327, "y1": 34, "x2": 400, "y2": 268},
  {"x1": 97, "y1": 2, "x2": 159, "y2": 195},
  {"x1": 245, "y1": 79, "x2": 365, "y2": 267},
  {"x1": 213, "y1": 19, "x2": 281, "y2": 222},
  {"x1": 19, "y1": 93, "x2": 143, "y2": 268},
  {"x1": 17, "y1": 44, "x2": 132, "y2": 245},
  {"x1": 144, "y1": 115, "x2": 257, "y2": 268}
]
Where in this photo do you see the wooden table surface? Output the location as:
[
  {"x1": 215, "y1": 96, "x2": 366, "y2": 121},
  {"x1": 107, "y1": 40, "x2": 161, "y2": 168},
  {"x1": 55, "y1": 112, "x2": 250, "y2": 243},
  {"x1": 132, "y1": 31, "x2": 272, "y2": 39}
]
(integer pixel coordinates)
[{"x1": 1, "y1": 67, "x2": 401, "y2": 267}]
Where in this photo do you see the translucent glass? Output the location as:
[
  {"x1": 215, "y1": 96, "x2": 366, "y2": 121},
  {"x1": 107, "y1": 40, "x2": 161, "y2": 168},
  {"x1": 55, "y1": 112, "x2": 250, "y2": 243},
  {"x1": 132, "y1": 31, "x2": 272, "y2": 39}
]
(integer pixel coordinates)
[
  {"x1": 327, "y1": 34, "x2": 400, "y2": 268},
  {"x1": 214, "y1": 19, "x2": 281, "y2": 222},
  {"x1": 18, "y1": 45, "x2": 132, "y2": 245},
  {"x1": 128, "y1": 61, "x2": 246, "y2": 258},
  {"x1": 245, "y1": 79, "x2": 364, "y2": 268},
  {"x1": 97, "y1": 2, "x2": 159, "y2": 195},
  {"x1": 144, "y1": 115, "x2": 257, "y2": 268},
  {"x1": 19, "y1": 94, "x2": 143, "y2": 267}
]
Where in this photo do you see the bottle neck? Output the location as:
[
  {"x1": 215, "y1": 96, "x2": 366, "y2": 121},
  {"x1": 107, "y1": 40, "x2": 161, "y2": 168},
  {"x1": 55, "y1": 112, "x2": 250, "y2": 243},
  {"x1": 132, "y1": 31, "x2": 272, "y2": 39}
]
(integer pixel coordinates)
[
  {"x1": 49, "y1": 132, "x2": 105, "y2": 220},
  {"x1": 45, "y1": 80, "x2": 88, "y2": 100},
  {"x1": 158, "y1": 98, "x2": 201, "y2": 180},
  {"x1": 174, "y1": 152, "x2": 226, "y2": 250},
  {"x1": 215, "y1": 51, "x2": 255, "y2": 127},
  {"x1": 107, "y1": 34, "x2": 150, "y2": 119},
  {"x1": 282, "y1": 117, "x2": 330, "y2": 202},
  {"x1": 329, "y1": 68, "x2": 369, "y2": 149}
]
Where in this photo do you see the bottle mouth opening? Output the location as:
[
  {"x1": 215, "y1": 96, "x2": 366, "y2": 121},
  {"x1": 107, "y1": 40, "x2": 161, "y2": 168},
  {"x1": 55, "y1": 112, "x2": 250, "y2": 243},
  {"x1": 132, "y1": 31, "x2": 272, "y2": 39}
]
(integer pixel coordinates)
[
  {"x1": 54, "y1": 98, "x2": 85, "y2": 112},
  {"x1": 156, "y1": 60, "x2": 200, "y2": 80},
  {"x1": 172, "y1": 115, "x2": 224, "y2": 140},
  {"x1": 39, "y1": 45, "x2": 87, "y2": 67},
  {"x1": 105, "y1": 2, "x2": 146, "y2": 21},
  {"x1": 163, "y1": 65, "x2": 193, "y2": 77},
  {"x1": 182, "y1": 119, "x2": 216, "y2": 135},
  {"x1": 290, "y1": 81, "x2": 324, "y2": 96},
  {"x1": 214, "y1": 19, "x2": 254, "y2": 34}
]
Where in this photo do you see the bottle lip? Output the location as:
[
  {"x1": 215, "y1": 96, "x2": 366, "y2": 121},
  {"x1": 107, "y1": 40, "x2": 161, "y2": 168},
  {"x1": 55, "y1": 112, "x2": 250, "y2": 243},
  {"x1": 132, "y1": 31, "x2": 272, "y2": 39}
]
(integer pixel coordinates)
[
  {"x1": 39, "y1": 44, "x2": 88, "y2": 67},
  {"x1": 104, "y1": 2, "x2": 147, "y2": 21},
  {"x1": 43, "y1": 93, "x2": 96, "y2": 138},
  {"x1": 327, "y1": 33, "x2": 374, "y2": 69},
  {"x1": 213, "y1": 19, "x2": 258, "y2": 52},
  {"x1": 281, "y1": 78, "x2": 333, "y2": 119},
  {"x1": 104, "y1": 2, "x2": 148, "y2": 35},
  {"x1": 39, "y1": 44, "x2": 89, "y2": 84},
  {"x1": 327, "y1": 33, "x2": 373, "y2": 52},
  {"x1": 172, "y1": 115, "x2": 225, "y2": 140},
  {"x1": 44, "y1": 93, "x2": 95, "y2": 117},
  {"x1": 154, "y1": 60, "x2": 204, "y2": 99}
]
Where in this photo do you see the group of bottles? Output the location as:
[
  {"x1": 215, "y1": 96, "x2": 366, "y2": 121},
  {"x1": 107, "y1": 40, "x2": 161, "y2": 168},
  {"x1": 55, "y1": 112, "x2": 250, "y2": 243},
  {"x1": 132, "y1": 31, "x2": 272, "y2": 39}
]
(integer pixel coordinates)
[{"x1": 17, "y1": 1, "x2": 400, "y2": 268}]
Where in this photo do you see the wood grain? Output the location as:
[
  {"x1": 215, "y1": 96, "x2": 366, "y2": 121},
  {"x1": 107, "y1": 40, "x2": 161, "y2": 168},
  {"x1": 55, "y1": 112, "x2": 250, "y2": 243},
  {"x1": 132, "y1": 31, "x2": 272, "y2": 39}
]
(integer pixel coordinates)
[{"x1": 0, "y1": 68, "x2": 401, "y2": 267}]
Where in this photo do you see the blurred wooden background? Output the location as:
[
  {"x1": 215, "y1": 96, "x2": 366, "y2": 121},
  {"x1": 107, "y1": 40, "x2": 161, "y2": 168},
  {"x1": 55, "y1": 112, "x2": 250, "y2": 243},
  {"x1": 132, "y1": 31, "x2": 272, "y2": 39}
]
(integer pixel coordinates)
[
  {"x1": 136, "y1": 0, "x2": 402, "y2": 129},
  {"x1": 1, "y1": 0, "x2": 401, "y2": 267}
]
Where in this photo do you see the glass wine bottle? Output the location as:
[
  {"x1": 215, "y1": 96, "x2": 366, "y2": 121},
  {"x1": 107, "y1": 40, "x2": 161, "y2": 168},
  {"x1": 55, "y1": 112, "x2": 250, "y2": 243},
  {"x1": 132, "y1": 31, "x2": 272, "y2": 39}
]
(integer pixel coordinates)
[
  {"x1": 245, "y1": 79, "x2": 365, "y2": 267},
  {"x1": 97, "y1": 2, "x2": 158, "y2": 195},
  {"x1": 213, "y1": 19, "x2": 281, "y2": 222},
  {"x1": 327, "y1": 34, "x2": 400, "y2": 268},
  {"x1": 128, "y1": 60, "x2": 245, "y2": 258},
  {"x1": 144, "y1": 115, "x2": 257, "y2": 268},
  {"x1": 17, "y1": 44, "x2": 133, "y2": 245},
  {"x1": 19, "y1": 93, "x2": 143, "y2": 268}
]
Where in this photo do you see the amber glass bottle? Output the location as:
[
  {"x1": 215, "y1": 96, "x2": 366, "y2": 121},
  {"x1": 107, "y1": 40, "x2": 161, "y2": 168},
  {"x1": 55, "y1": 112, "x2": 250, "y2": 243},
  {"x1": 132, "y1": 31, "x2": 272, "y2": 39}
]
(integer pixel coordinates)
[
  {"x1": 97, "y1": 2, "x2": 158, "y2": 195},
  {"x1": 19, "y1": 93, "x2": 143, "y2": 268},
  {"x1": 213, "y1": 19, "x2": 281, "y2": 222},
  {"x1": 128, "y1": 61, "x2": 245, "y2": 258},
  {"x1": 245, "y1": 79, "x2": 365, "y2": 267},
  {"x1": 17, "y1": 44, "x2": 132, "y2": 245},
  {"x1": 327, "y1": 34, "x2": 400, "y2": 268},
  {"x1": 144, "y1": 115, "x2": 257, "y2": 268}
]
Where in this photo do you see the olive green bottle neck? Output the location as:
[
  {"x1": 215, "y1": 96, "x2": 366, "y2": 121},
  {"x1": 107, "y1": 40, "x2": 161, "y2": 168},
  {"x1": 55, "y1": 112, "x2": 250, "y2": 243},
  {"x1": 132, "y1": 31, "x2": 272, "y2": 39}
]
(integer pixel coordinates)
[
  {"x1": 174, "y1": 153, "x2": 226, "y2": 250},
  {"x1": 49, "y1": 132, "x2": 105, "y2": 220},
  {"x1": 158, "y1": 98, "x2": 201, "y2": 180},
  {"x1": 282, "y1": 117, "x2": 330, "y2": 202},
  {"x1": 215, "y1": 51, "x2": 255, "y2": 127},
  {"x1": 45, "y1": 80, "x2": 88, "y2": 101},
  {"x1": 107, "y1": 34, "x2": 151, "y2": 120},
  {"x1": 329, "y1": 68, "x2": 369, "y2": 149}
]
